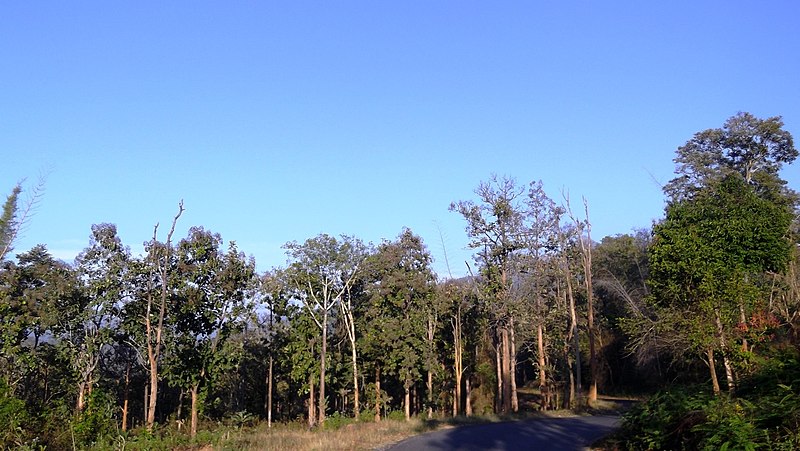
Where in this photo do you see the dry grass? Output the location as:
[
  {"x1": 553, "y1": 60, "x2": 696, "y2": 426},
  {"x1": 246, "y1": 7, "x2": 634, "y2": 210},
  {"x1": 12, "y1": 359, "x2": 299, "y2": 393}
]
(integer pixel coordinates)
[
  {"x1": 213, "y1": 410, "x2": 596, "y2": 451},
  {"x1": 217, "y1": 419, "x2": 432, "y2": 451},
  {"x1": 178, "y1": 393, "x2": 632, "y2": 451}
]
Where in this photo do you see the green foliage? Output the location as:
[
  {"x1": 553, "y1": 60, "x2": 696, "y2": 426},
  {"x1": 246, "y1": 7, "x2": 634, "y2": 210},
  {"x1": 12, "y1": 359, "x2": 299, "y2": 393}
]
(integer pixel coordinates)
[
  {"x1": 647, "y1": 174, "x2": 794, "y2": 386},
  {"x1": 229, "y1": 410, "x2": 255, "y2": 429},
  {"x1": 324, "y1": 411, "x2": 356, "y2": 429},
  {"x1": 615, "y1": 352, "x2": 800, "y2": 450},
  {"x1": 72, "y1": 389, "x2": 118, "y2": 447},
  {"x1": 618, "y1": 386, "x2": 712, "y2": 450},
  {"x1": 386, "y1": 409, "x2": 408, "y2": 421},
  {"x1": 665, "y1": 112, "x2": 797, "y2": 203},
  {"x1": 0, "y1": 379, "x2": 34, "y2": 448}
]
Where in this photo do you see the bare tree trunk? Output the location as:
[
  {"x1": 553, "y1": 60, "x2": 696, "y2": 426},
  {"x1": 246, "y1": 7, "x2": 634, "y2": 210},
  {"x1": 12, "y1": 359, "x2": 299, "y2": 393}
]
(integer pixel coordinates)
[
  {"x1": 351, "y1": 344, "x2": 359, "y2": 420},
  {"x1": 428, "y1": 368, "x2": 434, "y2": 419},
  {"x1": 739, "y1": 304, "x2": 749, "y2": 353},
  {"x1": 567, "y1": 197, "x2": 595, "y2": 405},
  {"x1": 266, "y1": 300, "x2": 275, "y2": 427},
  {"x1": 581, "y1": 203, "x2": 598, "y2": 405},
  {"x1": 565, "y1": 355, "x2": 575, "y2": 409},
  {"x1": 340, "y1": 292, "x2": 360, "y2": 420},
  {"x1": 537, "y1": 323, "x2": 548, "y2": 410},
  {"x1": 561, "y1": 270, "x2": 581, "y2": 408},
  {"x1": 146, "y1": 350, "x2": 158, "y2": 428},
  {"x1": 308, "y1": 373, "x2": 316, "y2": 428},
  {"x1": 76, "y1": 382, "x2": 86, "y2": 412},
  {"x1": 501, "y1": 326, "x2": 512, "y2": 414},
  {"x1": 145, "y1": 202, "x2": 183, "y2": 431},
  {"x1": 465, "y1": 377, "x2": 472, "y2": 416},
  {"x1": 190, "y1": 384, "x2": 199, "y2": 438},
  {"x1": 429, "y1": 312, "x2": 438, "y2": 419},
  {"x1": 707, "y1": 348, "x2": 721, "y2": 395},
  {"x1": 122, "y1": 362, "x2": 130, "y2": 432},
  {"x1": 564, "y1": 262, "x2": 582, "y2": 406},
  {"x1": 319, "y1": 311, "x2": 328, "y2": 425},
  {"x1": 715, "y1": 310, "x2": 736, "y2": 392},
  {"x1": 510, "y1": 319, "x2": 519, "y2": 412},
  {"x1": 267, "y1": 355, "x2": 273, "y2": 427},
  {"x1": 495, "y1": 333, "x2": 502, "y2": 413},
  {"x1": 176, "y1": 391, "x2": 184, "y2": 428},
  {"x1": 375, "y1": 367, "x2": 381, "y2": 422},
  {"x1": 404, "y1": 380, "x2": 411, "y2": 421},
  {"x1": 452, "y1": 309, "x2": 462, "y2": 417}
]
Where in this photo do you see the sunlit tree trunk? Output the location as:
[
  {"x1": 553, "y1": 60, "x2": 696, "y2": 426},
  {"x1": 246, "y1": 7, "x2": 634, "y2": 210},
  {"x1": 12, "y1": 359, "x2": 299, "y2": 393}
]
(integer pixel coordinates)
[
  {"x1": 308, "y1": 373, "x2": 316, "y2": 427},
  {"x1": 537, "y1": 322, "x2": 548, "y2": 410},
  {"x1": 340, "y1": 288, "x2": 360, "y2": 420},
  {"x1": 500, "y1": 326, "x2": 512, "y2": 414},
  {"x1": 374, "y1": 367, "x2": 381, "y2": 422},
  {"x1": 495, "y1": 334, "x2": 502, "y2": 412},
  {"x1": 267, "y1": 355, "x2": 273, "y2": 427},
  {"x1": 452, "y1": 307, "x2": 463, "y2": 417},
  {"x1": 190, "y1": 383, "x2": 199, "y2": 438},
  {"x1": 319, "y1": 311, "x2": 328, "y2": 425},
  {"x1": 510, "y1": 319, "x2": 519, "y2": 412},
  {"x1": 122, "y1": 362, "x2": 130, "y2": 431},
  {"x1": 565, "y1": 261, "x2": 582, "y2": 406},
  {"x1": 404, "y1": 379, "x2": 411, "y2": 421},
  {"x1": 465, "y1": 377, "x2": 472, "y2": 416},
  {"x1": 581, "y1": 202, "x2": 598, "y2": 404},
  {"x1": 707, "y1": 347, "x2": 721, "y2": 395},
  {"x1": 145, "y1": 202, "x2": 183, "y2": 430},
  {"x1": 715, "y1": 310, "x2": 736, "y2": 392},
  {"x1": 428, "y1": 312, "x2": 437, "y2": 419}
]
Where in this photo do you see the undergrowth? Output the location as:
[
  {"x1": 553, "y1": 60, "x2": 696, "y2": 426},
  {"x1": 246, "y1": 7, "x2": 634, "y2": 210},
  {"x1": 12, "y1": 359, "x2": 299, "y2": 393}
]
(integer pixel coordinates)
[{"x1": 607, "y1": 350, "x2": 800, "y2": 450}]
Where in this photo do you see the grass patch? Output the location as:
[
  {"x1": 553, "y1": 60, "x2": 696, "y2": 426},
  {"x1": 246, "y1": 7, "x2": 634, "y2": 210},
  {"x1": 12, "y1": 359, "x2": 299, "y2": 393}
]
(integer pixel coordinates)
[
  {"x1": 77, "y1": 394, "x2": 629, "y2": 450},
  {"x1": 130, "y1": 408, "x2": 604, "y2": 451},
  {"x1": 222, "y1": 418, "x2": 429, "y2": 451}
]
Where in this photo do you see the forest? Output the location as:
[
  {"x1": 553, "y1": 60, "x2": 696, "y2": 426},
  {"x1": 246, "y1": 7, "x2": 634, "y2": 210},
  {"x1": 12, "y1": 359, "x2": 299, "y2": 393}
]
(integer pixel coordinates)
[{"x1": 2, "y1": 112, "x2": 800, "y2": 450}]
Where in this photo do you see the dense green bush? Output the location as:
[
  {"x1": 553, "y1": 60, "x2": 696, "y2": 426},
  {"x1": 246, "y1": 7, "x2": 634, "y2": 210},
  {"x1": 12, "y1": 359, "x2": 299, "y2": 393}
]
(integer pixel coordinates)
[
  {"x1": 0, "y1": 380, "x2": 35, "y2": 448},
  {"x1": 614, "y1": 351, "x2": 800, "y2": 450},
  {"x1": 72, "y1": 389, "x2": 118, "y2": 447}
]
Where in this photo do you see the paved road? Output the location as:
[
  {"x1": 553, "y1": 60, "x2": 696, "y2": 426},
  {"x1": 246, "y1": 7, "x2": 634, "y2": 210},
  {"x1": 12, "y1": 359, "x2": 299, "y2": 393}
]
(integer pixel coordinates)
[{"x1": 386, "y1": 415, "x2": 620, "y2": 451}]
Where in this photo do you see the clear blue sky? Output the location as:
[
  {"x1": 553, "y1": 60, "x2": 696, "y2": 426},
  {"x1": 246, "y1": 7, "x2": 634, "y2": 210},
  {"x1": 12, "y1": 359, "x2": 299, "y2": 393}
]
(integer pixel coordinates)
[{"x1": 3, "y1": 2, "x2": 799, "y2": 278}]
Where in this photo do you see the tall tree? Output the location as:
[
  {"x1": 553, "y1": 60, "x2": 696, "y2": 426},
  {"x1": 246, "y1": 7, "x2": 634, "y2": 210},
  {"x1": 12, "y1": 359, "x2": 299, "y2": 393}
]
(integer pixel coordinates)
[
  {"x1": 260, "y1": 270, "x2": 290, "y2": 427},
  {"x1": 665, "y1": 112, "x2": 797, "y2": 203},
  {"x1": 284, "y1": 234, "x2": 363, "y2": 425},
  {"x1": 647, "y1": 113, "x2": 797, "y2": 394},
  {"x1": 0, "y1": 245, "x2": 76, "y2": 393},
  {"x1": 521, "y1": 181, "x2": 564, "y2": 409},
  {"x1": 365, "y1": 229, "x2": 435, "y2": 420},
  {"x1": 141, "y1": 202, "x2": 184, "y2": 429},
  {"x1": 169, "y1": 228, "x2": 257, "y2": 437},
  {"x1": 451, "y1": 175, "x2": 527, "y2": 414},
  {"x1": 70, "y1": 224, "x2": 130, "y2": 412},
  {"x1": 565, "y1": 195, "x2": 599, "y2": 404},
  {"x1": 650, "y1": 175, "x2": 793, "y2": 393}
]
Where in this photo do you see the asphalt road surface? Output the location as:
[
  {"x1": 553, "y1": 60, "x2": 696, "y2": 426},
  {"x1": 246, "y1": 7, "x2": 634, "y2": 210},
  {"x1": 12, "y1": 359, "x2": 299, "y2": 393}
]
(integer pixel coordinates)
[{"x1": 386, "y1": 415, "x2": 620, "y2": 451}]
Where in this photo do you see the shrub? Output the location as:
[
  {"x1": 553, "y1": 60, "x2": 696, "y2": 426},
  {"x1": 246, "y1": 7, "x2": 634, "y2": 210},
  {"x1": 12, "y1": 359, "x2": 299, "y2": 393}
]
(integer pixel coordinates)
[
  {"x1": 0, "y1": 380, "x2": 33, "y2": 448},
  {"x1": 615, "y1": 350, "x2": 800, "y2": 450},
  {"x1": 72, "y1": 389, "x2": 118, "y2": 447}
]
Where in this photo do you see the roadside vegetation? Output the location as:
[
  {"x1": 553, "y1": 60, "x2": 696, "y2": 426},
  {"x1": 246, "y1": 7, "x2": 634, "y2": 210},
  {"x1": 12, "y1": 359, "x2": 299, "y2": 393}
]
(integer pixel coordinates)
[{"x1": 605, "y1": 349, "x2": 800, "y2": 450}]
